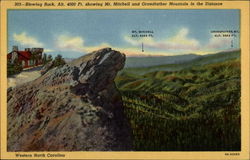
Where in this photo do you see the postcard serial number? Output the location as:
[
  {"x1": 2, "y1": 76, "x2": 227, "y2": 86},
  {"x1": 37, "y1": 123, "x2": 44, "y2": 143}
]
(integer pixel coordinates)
[{"x1": 225, "y1": 152, "x2": 240, "y2": 156}]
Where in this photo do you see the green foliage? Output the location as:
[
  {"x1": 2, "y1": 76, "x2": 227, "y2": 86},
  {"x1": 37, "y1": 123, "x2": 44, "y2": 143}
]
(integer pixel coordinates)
[
  {"x1": 115, "y1": 53, "x2": 241, "y2": 151},
  {"x1": 42, "y1": 54, "x2": 54, "y2": 65},
  {"x1": 47, "y1": 54, "x2": 53, "y2": 62},
  {"x1": 30, "y1": 51, "x2": 41, "y2": 64},
  {"x1": 41, "y1": 54, "x2": 66, "y2": 75},
  {"x1": 42, "y1": 53, "x2": 47, "y2": 64},
  {"x1": 53, "y1": 54, "x2": 66, "y2": 67},
  {"x1": 7, "y1": 59, "x2": 23, "y2": 77}
]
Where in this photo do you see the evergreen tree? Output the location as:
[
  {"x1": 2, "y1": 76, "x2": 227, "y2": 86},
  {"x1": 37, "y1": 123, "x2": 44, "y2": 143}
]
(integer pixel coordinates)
[
  {"x1": 53, "y1": 54, "x2": 66, "y2": 67},
  {"x1": 7, "y1": 59, "x2": 23, "y2": 77},
  {"x1": 13, "y1": 59, "x2": 23, "y2": 73},
  {"x1": 47, "y1": 54, "x2": 53, "y2": 62},
  {"x1": 42, "y1": 53, "x2": 47, "y2": 64}
]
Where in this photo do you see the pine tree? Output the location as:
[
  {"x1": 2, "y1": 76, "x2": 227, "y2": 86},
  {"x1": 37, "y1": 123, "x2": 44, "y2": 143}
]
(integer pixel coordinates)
[
  {"x1": 42, "y1": 53, "x2": 47, "y2": 64},
  {"x1": 47, "y1": 54, "x2": 53, "y2": 62},
  {"x1": 53, "y1": 54, "x2": 66, "y2": 67}
]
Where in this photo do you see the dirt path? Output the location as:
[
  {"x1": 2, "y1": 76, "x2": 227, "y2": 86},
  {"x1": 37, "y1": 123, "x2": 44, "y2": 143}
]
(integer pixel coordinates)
[{"x1": 8, "y1": 66, "x2": 42, "y2": 88}]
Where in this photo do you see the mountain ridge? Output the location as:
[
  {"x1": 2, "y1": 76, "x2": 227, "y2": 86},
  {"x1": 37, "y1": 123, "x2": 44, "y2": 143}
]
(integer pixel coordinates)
[{"x1": 7, "y1": 48, "x2": 132, "y2": 151}]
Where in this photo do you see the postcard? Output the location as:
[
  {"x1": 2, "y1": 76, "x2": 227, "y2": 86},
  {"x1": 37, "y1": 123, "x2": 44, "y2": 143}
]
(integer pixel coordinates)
[{"x1": 0, "y1": 0, "x2": 249, "y2": 159}]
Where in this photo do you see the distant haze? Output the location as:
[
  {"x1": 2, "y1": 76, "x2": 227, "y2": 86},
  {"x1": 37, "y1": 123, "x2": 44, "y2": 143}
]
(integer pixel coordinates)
[{"x1": 125, "y1": 54, "x2": 200, "y2": 68}]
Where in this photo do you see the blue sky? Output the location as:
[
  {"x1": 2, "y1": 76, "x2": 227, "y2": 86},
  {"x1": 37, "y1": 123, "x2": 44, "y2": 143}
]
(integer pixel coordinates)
[{"x1": 8, "y1": 10, "x2": 240, "y2": 58}]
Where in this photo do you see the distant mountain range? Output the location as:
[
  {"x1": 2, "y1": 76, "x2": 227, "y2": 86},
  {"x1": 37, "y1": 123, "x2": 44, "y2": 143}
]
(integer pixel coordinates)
[
  {"x1": 124, "y1": 54, "x2": 200, "y2": 68},
  {"x1": 120, "y1": 49, "x2": 240, "y2": 75},
  {"x1": 125, "y1": 49, "x2": 240, "y2": 68}
]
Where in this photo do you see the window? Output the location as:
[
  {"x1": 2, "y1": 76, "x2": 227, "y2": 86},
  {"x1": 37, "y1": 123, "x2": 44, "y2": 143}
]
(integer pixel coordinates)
[
  {"x1": 22, "y1": 61, "x2": 25, "y2": 67},
  {"x1": 30, "y1": 60, "x2": 33, "y2": 66}
]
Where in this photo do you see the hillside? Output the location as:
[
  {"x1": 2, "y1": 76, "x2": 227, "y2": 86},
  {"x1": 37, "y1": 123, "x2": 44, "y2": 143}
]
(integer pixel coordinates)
[
  {"x1": 7, "y1": 48, "x2": 132, "y2": 151},
  {"x1": 8, "y1": 66, "x2": 42, "y2": 88},
  {"x1": 123, "y1": 50, "x2": 240, "y2": 75},
  {"x1": 115, "y1": 50, "x2": 241, "y2": 151}
]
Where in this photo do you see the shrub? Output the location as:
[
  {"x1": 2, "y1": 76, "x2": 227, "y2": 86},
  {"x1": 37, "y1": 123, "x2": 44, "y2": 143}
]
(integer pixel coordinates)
[{"x1": 7, "y1": 59, "x2": 23, "y2": 77}]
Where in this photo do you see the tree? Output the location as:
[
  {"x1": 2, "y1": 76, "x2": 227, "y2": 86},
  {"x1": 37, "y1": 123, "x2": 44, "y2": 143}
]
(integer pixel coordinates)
[
  {"x1": 41, "y1": 54, "x2": 66, "y2": 75},
  {"x1": 53, "y1": 54, "x2": 66, "y2": 67},
  {"x1": 7, "y1": 59, "x2": 23, "y2": 77},
  {"x1": 7, "y1": 60, "x2": 15, "y2": 76},
  {"x1": 30, "y1": 52, "x2": 35, "y2": 66},
  {"x1": 42, "y1": 53, "x2": 47, "y2": 64},
  {"x1": 47, "y1": 54, "x2": 53, "y2": 62},
  {"x1": 33, "y1": 52, "x2": 39, "y2": 65},
  {"x1": 13, "y1": 59, "x2": 23, "y2": 73}
]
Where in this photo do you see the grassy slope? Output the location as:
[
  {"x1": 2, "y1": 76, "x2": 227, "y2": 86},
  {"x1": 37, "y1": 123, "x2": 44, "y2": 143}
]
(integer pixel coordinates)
[{"x1": 115, "y1": 50, "x2": 241, "y2": 151}]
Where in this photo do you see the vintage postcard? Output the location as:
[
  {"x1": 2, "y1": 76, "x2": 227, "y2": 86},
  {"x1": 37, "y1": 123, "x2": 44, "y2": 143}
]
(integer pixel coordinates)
[{"x1": 0, "y1": 0, "x2": 249, "y2": 159}]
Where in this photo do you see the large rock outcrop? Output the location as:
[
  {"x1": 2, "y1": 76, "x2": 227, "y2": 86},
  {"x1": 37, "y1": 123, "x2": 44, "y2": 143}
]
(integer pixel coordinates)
[{"x1": 7, "y1": 48, "x2": 132, "y2": 151}]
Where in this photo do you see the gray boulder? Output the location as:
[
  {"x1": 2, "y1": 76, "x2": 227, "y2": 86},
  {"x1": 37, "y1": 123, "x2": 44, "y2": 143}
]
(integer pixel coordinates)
[
  {"x1": 40, "y1": 61, "x2": 53, "y2": 75},
  {"x1": 7, "y1": 48, "x2": 132, "y2": 151}
]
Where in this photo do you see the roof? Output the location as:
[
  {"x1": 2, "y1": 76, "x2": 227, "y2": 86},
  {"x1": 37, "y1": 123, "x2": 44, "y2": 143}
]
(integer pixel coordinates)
[
  {"x1": 18, "y1": 51, "x2": 32, "y2": 59},
  {"x1": 7, "y1": 51, "x2": 32, "y2": 60}
]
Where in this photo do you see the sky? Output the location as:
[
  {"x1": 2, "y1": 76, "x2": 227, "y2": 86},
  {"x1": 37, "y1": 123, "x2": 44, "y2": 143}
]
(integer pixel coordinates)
[{"x1": 8, "y1": 10, "x2": 240, "y2": 58}]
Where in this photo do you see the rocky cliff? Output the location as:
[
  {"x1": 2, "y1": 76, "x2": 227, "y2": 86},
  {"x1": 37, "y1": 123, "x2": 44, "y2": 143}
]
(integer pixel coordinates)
[{"x1": 7, "y1": 48, "x2": 132, "y2": 151}]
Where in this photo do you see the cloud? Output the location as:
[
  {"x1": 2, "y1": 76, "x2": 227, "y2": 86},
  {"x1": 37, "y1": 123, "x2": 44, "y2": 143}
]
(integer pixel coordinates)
[
  {"x1": 205, "y1": 33, "x2": 233, "y2": 50},
  {"x1": 13, "y1": 32, "x2": 43, "y2": 47},
  {"x1": 53, "y1": 32, "x2": 200, "y2": 57},
  {"x1": 44, "y1": 49, "x2": 54, "y2": 53},
  {"x1": 54, "y1": 34, "x2": 114, "y2": 54},
  {"x1": 124, "y1": 28, "x2": 201, "y2": 54},
  {"x1": 55, "y1": 34, "x2": 86, "y2": 52},
  {"x1": 166, "y1": 28, "x2": 200, "y2": 49},
  {"x1": 53, "y1": 33, "x2": 156, "y2": 57},
  {"x1": 51, "y1": 29, "x2": 237, "y2": 58},
  {"x1": 123, "y1": 28, "x2": 238, "y2": 55},
  {"x1": 51, "y1": 29, "x2": 238, "y2": 58},
  {"x1": 124, "y1": 36, "x2": 154, "y2": 46},
  {"x1": 12, "y1": 29, "x2": 238, "y2": 58},
  {"x1": 112, "y1": 47, "x2": 171, "y2": 57}
]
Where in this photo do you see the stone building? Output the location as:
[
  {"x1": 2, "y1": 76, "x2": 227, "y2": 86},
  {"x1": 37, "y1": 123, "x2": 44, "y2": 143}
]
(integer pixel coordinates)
[{"x1": 7, "y1": 46, "x2": 43, "y2": 68}]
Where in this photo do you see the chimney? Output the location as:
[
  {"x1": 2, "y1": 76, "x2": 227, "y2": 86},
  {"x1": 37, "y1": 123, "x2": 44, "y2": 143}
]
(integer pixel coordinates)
[
  {"x1": 13, "y1": 46, "x2": 18, "y2": 51},
  {"x1": 25, "y1": 48, "x2": 31, "y2": 52}
]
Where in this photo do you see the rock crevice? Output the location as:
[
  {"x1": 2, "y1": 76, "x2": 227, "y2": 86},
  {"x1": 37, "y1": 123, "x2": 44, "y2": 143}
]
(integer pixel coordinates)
[{"x1": 7, "y1": 48, "x2": 131, "y2": 151}]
